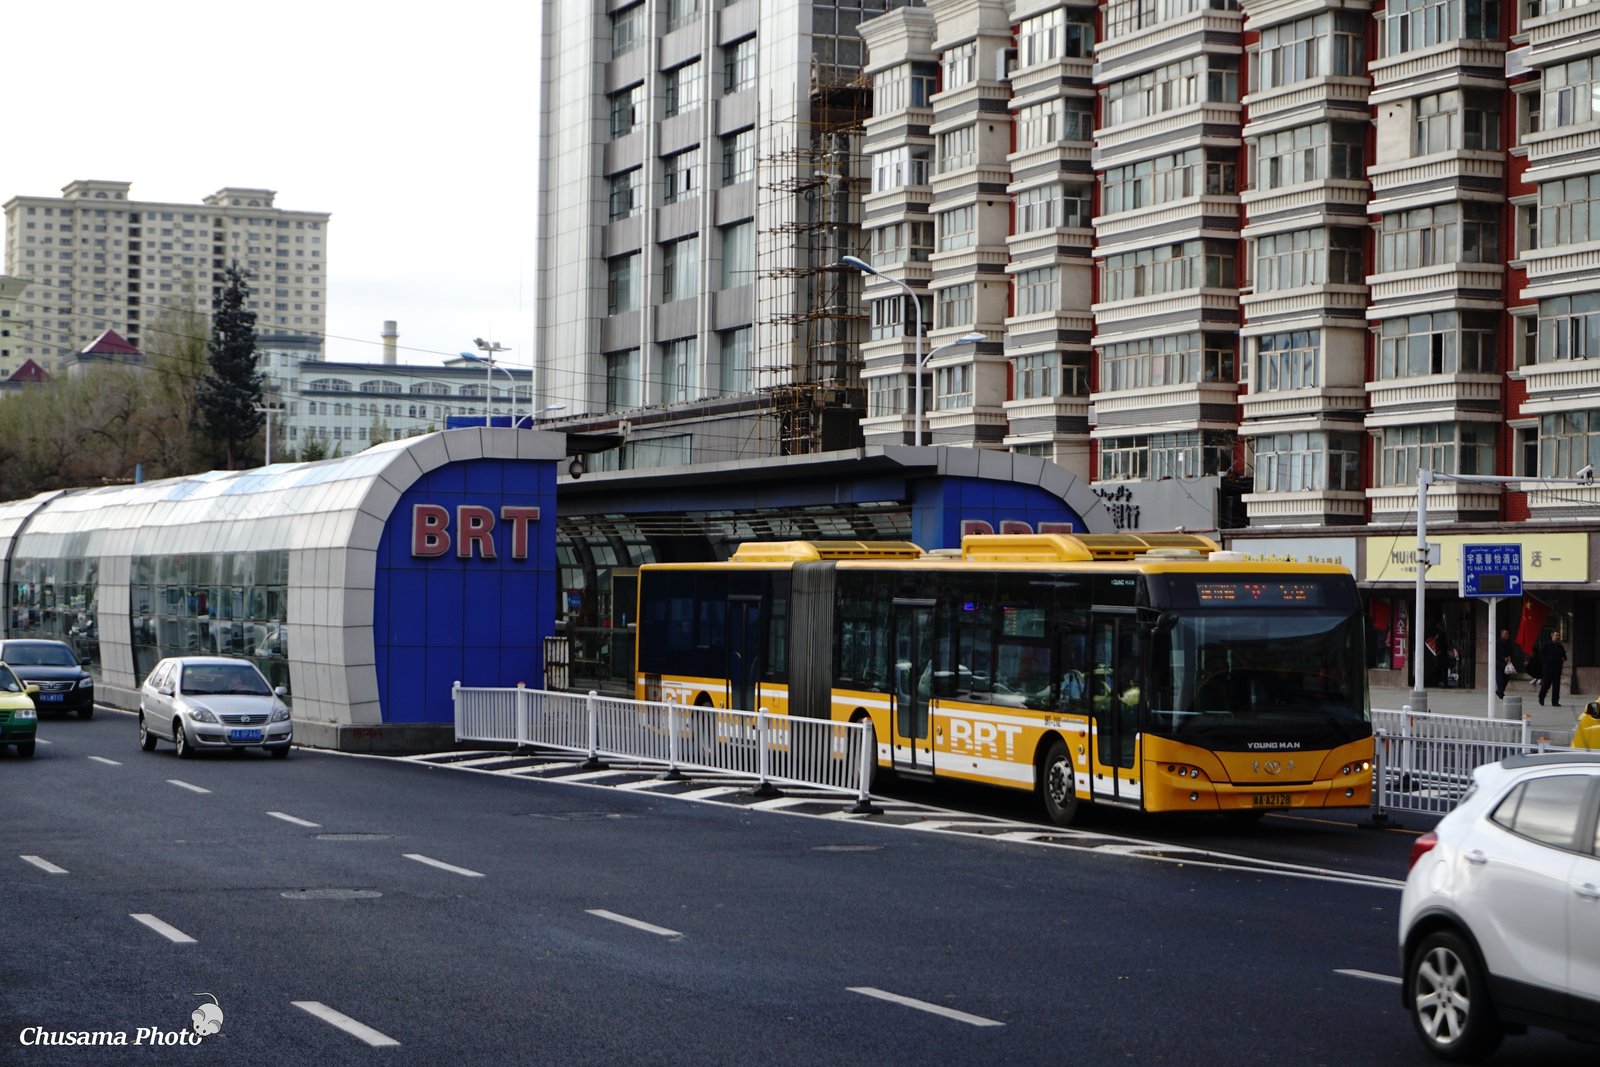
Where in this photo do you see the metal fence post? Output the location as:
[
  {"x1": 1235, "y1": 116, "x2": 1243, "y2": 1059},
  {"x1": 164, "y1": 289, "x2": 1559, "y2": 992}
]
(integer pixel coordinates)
[
  {"x1": 849, "y1": 719, "x2": 881, "y2": 815},
  {"x1": 660, "y1": 700, "x2": 685, "y2": 781},
  {"x1": 751, "y1": 707, "x2": 781, "y2": 798},
  {"x1": 515, "y1": 683, "x2": 529, "y2": 751},
  {"x1": 453, "y1": 680, "x2": 462, "y2": 743},
  {"x1": 1361, "y1": 728, "x2": 1393, "y2": 828},
  {"x1": 581, "y1": 690, "x2": 606, "y2": 770},
  {"x1": 1520, "y1": 714, "x2": 1531, "y2": 750}
]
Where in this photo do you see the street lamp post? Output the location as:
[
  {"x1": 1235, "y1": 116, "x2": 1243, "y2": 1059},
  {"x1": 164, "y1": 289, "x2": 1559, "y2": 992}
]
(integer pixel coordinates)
[{"x1": 462, "y1": 343, "x2": 518, "y2": 427}]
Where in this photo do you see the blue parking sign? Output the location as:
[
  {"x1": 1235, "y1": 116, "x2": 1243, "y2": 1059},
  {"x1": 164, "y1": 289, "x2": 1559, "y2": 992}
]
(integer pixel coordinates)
[{"x1": 1460, "y1": 543, "x2": 1522, "y2": 598}]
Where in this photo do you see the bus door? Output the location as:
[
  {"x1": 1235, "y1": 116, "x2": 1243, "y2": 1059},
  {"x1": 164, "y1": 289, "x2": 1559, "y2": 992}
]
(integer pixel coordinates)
[
  {"x1": 890, "y1": 598, "x2": 936, "y2": 771},
  {"x1": 1090, "y1": 613, "x2": 1141, "y2": 802},
  {"x1": 726, "y1": 595, "x2": 762, "y2": 712}
]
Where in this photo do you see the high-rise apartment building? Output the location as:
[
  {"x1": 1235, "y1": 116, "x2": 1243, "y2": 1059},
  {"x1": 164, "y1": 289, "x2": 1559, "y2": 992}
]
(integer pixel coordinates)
[{"x1": 2, "y1": 181, "x2": 330, "y2": 371}]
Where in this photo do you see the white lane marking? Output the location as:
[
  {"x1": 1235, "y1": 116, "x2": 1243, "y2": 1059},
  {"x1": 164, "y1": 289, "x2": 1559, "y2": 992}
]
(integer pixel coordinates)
[
  {"x1": 615, "y1": 778, "x2": 678, "y2": 791},
  {"x1": 450, "y1": 755, "x2": 534, "y2": 768},
  {"x1": 402, "y1": 853, "x2": 484, "y2": 878},
  {"x1": 554, "y1": 769, "x2": 633, "y2": 783},
  {"x1": 848, "y1": 987, "x2": 1005, "y2": 1027},
  {"x1": 676, "y1": 786, "x2": 744, "y2": 801},
  {"x1": 750, "y1": 797, "x2": 810, "y2": 811},
  {"x1": 35, "y1": 738, "x2": 51, "y2": 745},
  {"x1": 21, "y1": 855, "x2": 68, "y2": 875},
  {"x1": 267, "y1": 811, "x2": 321, "y2": 828},
  {"x1": 167, "y1": 779, "x2": 211, "y2": 794},
  {"x1": 586, "y1": 909, "x2": 683, "y2": 938},
  {"x1": 291, "y1": 1001, "x2": 400, "y2": 1047},
  {"x1": 88, "y1": 756, "x2": 122, "y2": 766},
  {"x1": 1336, "y1": 968, "x2": 1402, "y2": 985},
  {"x1": 130, "y1": 913, "x2": 197, "y2": 944}
]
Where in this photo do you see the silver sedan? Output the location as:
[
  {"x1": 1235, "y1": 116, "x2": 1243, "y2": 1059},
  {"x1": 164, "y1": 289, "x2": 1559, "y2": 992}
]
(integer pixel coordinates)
[{"x1": 138, "y1": 656, "x2": 292, "y2": 758}]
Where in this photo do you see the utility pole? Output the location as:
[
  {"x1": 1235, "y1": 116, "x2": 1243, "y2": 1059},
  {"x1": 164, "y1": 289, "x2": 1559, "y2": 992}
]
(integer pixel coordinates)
[{"x1": 253, "y1": 397, "x2": 287, "y2": 465}]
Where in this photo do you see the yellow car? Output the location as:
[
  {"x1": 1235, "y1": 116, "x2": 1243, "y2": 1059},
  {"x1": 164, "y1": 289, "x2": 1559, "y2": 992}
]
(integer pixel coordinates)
[
  {"x1": 0, "y1": 661, "x2": 40, "y2": 757},
  {"x1": 1573, "y1": 701, "x2": 1600, "y2": 750}
]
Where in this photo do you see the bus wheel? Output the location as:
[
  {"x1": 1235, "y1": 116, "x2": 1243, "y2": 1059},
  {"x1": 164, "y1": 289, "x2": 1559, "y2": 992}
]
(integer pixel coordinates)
[{"x1": 1038, "y1": 738, "x2": 1079, "y2": 826}]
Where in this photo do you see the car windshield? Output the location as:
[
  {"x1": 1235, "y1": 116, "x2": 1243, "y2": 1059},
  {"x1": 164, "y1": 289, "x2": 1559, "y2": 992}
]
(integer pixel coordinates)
[
  {"x1": 181, "y1": 663, "x2": 271, "y2": 696},
  {"x1": 0, "y1": 665, "x2": 21, "y2": 692},
  {"x1": 2, "y1": 643, "x2": 78, "y2": 667}
]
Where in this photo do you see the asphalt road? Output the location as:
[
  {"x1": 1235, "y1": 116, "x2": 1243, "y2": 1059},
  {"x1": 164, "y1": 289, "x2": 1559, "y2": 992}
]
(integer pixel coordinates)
[{"x1": 2, "y1": 710, "x2": 1591, "y2": 1066}]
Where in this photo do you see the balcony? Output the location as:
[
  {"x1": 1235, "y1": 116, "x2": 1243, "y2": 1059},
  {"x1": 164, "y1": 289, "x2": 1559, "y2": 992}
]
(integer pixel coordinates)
[
  {"x1": 1366, "y1": 263, "x2": 1505, "y2": 312},
  {"x1": 1368, "y1": 40, "x2": 1508, "y2": 102},
  {"x1": 1240, "y1": 385, "x2": 1367, "y2": 423},
  {"x1": 1368, "y1": 152, "x2": 1505, "y2": 208},
  {"x1": 1243, "y1": 490, "x2": 1366, "y2": 525},
  {"x1": 1364, "y1": 373, "x2": 1501, "y2": 420}
]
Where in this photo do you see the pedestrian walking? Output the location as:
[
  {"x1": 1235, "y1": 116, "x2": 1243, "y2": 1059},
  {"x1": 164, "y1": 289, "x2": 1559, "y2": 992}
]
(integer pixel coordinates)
[
  {"x1": 1538, "y1": 629, "x2": 1568, "y2": 707},
  {"x1": 1494, "y1": 627, "x2": 1521, "y2": 700}
]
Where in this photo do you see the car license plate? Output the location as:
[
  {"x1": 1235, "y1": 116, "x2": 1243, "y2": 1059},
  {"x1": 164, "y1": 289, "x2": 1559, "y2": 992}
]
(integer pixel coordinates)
[
  {"x1": 38, "y1": 693, "x2": 64, "y2": 702},
  {"x1": 229, "y1": 728, "x2": 264, "y2": 742},
  {"x1": 1252, "y1": 793, "x2": 1292, "y2": 809}
]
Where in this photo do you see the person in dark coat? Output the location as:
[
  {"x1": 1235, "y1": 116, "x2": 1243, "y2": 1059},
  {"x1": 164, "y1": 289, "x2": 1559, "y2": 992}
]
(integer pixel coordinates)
[
  {"x1": 1495, "y1": 628, "x2": 1521, "y2": 700},
  {"x1": 1538, "y1": 629, "x2": 1568, "y2": 707}
]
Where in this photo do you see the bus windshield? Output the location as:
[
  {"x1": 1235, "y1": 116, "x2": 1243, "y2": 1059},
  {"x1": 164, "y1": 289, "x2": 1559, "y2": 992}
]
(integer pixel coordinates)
[{"x1": 1147, "y1": 611, "x2": 1368, "y2": 745}]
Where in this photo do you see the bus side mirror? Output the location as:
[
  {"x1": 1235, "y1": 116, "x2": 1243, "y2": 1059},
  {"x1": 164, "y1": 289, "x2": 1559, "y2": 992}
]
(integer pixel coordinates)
[
  {"x1": 1151, "y1": 612, "x2": 1179, "y2": 635},
  {"x1": 1586, "y1": 702, "x2": 1600, "y2": 720}
]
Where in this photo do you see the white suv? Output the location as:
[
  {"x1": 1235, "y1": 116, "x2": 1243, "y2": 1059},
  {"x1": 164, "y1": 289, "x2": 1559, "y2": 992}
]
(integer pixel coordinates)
[{"x1": 1398, "y1": 752, "x2": 1600, "y2": 1061}]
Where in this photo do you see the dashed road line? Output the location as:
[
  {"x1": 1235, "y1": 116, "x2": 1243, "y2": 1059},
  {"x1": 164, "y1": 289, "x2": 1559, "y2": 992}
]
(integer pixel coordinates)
[
  {"x1": 88, "y1": 756, "x2": 122, "y2": 766},
  {"x1": 167, "y1": 779, "x2": 211, "y2": 794},
  {"x1": 848, "y1": 987, "x2": 1004, "y2": 1027},
  {"x1": 130, "y1": 913, "x2": 197, "y2": 944},
  {"x1": 403, "y1": 853, "x2": 484, "y2": 878},
  {"x1": 1337, "y1": 968, "x2": 1402, "y2": 985},
  {"x1": 267, "y1": 811, "x2": 321, "y2": 828},
  {"x1": 291, "y1": 1001, "x2": 400, "y2": 1047},
  {"x1": 20, "y1": 855, "x2": 68, "y2": 875},
  {"x1": 586, "y1": 909, "x2": 683, "y2": 938}
]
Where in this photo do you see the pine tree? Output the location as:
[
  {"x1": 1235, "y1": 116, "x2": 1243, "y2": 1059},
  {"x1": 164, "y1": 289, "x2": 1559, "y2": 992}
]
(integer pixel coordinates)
[{"x1": 195, "y1": 263, "x2": 264, "y2": 468}]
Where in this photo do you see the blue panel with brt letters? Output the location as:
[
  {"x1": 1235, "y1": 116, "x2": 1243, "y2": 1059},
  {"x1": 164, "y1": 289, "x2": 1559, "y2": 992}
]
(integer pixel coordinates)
[{"x1": 373, "y1": 457, "x2": 558, "y2": 725}]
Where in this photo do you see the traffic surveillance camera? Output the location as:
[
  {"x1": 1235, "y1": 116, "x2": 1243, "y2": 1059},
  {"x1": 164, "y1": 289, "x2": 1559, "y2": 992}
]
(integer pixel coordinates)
[{"x1": 1578, "y1": 464, "x2": 1594, "y2": 482}]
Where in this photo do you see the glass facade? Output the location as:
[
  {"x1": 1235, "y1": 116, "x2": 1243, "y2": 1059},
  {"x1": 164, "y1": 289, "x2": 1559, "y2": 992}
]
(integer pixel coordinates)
[
  {"x1": 10, "y1": 548, "x2": 100, "y2": 669},
  {"x1": 129, "y1": 551, "x2": 290, "y2": 692}
]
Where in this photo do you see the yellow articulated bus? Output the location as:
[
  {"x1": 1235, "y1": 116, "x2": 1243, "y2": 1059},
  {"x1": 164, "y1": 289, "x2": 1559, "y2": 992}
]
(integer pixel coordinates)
[{"x1": 634, "y1": 533, "x2": 1373, "y2": 825}]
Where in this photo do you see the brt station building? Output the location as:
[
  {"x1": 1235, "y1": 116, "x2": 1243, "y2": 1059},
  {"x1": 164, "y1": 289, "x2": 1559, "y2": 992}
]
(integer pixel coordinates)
[{"x1": 5, "y1": 426, "x2": 1586, "y2": 752}]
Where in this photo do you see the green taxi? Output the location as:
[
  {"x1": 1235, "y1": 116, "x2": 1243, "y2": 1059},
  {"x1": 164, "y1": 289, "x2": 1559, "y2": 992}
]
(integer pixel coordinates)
[{"x1": 0, "y1": 662, "x2": 39, "y2": 757}]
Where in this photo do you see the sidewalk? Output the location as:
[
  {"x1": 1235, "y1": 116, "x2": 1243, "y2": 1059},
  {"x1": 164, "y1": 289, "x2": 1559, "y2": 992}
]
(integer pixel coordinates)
[{"x1": 1371, "y1": 680, "x2": 1586, "y2": 743}]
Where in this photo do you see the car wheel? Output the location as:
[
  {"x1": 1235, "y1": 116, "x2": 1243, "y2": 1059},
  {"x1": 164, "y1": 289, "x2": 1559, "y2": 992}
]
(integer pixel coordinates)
[
  {"x1": 139, "y1": 715, "x2": 157, "y2": 751},
  {"x1": 270, "y1": 745, "x2": 290, "y2": 760},
  {"x1": 1037, "y1": 737, "x2": 1080, "y2": 826},
  {"x1": 1407, "y1": 929, "x2": 1504, "y2": 1062},
  {"x1": 15, "y1": 740, "x2": 35, "y2": 758},
  {"x1": 173, "y1": 722, "x2": 193, "y2": 760},
  {"x1": 78, "y1": 705, "x2": 94, "y2": 720}
]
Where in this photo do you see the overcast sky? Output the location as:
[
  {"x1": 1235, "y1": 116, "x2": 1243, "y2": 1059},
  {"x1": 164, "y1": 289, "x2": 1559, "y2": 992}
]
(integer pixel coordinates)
[{"x1": 4, "y1": 1, "x2": 540, "y2": 371}]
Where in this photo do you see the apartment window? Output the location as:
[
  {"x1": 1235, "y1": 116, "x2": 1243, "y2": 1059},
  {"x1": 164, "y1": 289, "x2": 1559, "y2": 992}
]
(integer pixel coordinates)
[
  {"x1": 1540, "y1": 411, "x2": 1600, "y2": 477},
  {"x1": 1017, "y1": 8, "x2": 1095, "y2": 66},
  {"x1": 1537, "y1": 174, "x2": 1600, "y2": 248},
  {"x1": 1102, "y1": 56, "x2": 1239, "y2": 126},
  {"x1": 867, "y1": 374, "x2": 905, "y2": 416},
  {"x1": 1105, "y1": 0, "x2": 1240, "y2": 42},
  {"x1": 1255, "y1": 13, "x2": 1366, "y2": 91},
  {"x1": 937, "y1": 205, "x2": 977, "y2": 250},
  {"x1": 662, "y1": 147, "x2": 701, "y2": 204},
  {"x1": 719, "y1": 221, "x2": 754, "y2": 289},
  {"x1": 610, "y1": 84, "x2": 645, "y2": 138},
  {"x1": 1017, "y1": 183, "x2": 1093, "y2": 231},
  {"x1": 1380, "y1": 423, "x2": 1494, "y2": 485},
  {"x1": 1015, "y1": 98, "x2": 1093, "y2": 149},
  {"x1": 661, "y1": 237, "x2": 699, "y2": 302},
  {"x1": 1414, "y1": 90, "x2": 1501, "y2": 154},
  {"x1": 942, "y1": 41, "x2": 978, "y2": 89},
  {"x1": 665, "y1": 61, "x2": 702, "y2": 117},
  {"x1": 936, "y1": 284, "x2": 975, "y2": 329},
  {"x1": 666, "y1": 0, "x2": 700, "y2": 31},
  {"x1": 605, "y1": 348, "x2": 641, "y2": 411},
  {"x1": 719, "y1": 326, "x2": 751, "y2": 394},
  {"x1": 611, "y1": 3, "x2": 645, "y2": 56},
  {"x1": 1100, "y1": 241, "x2": 1236, "y2": 301},
  {"x1": 937, "y1": 126, "x2": 977, "y2": 173},
  {"x1": 1377, "y1": 311, "x2": 1499, "y2": 377},
  {"x1": 607, "y1": 253, "x2": 640, "y2": 314},
  {"x1": 1252, "y1": 227, "x2": 1362, "y2": 291},
  {"x1": 1015, "y1": 351, "x2": 1090, "y2": 398},
  {"x1": 723, "y1": 37, "x2": 757, "y2": 93},
  {"x1": 1100, "y1": 332, "x2": 1236, "y2": 391},
  {"x1": 1536, "y1": 293, "x2": 1600, "y2": 363},
  {"x1": 869, "y1": 293, "x2": 929, "y2": 340},
  {"x1": 1254, "y1": 330, "x2": 1321, "y2": 391},
  {"x1": 1251, "y1": 122, "x2": 1366, "y2": 189},
  {"x1": 609, "y1": 169, "x2": 643, "y2": 221},
  {"x1": 874, "y1": 62, "x2": 937, "y2": 112},
  {"x1": 870, "y1": 146, "x2": 930, "y2": 192},
  {"x1": 1099, "y1": 435, "x2": 1149, "y2": 480},
  {"x1": 870, "y1": 220, "x2": 934, "y2": 265},
  {"x1": 1256, "y1": 431, "x2": 1362, "y2": 491},
  {"x1": 1013, "y1": 266, "x2": 1059, "y2": 316},
  {"x1": 1384, "y1": 0, "x2": 1499, "y2": 56},
  {"x1": 1378, "y1": 203, "x2": 1498, "y2": 272},
  {"x1": 659, "y1": 338, "x2": 695, "y2": 404},
  {"x1": 935, "y1": 363, "x2": 973, "y2": 409},
  {"x1": 1102, "y1": 148, "x2": 1235, "y2": 214},
  {"x1": 722, "y1": 129, "x2": 756, "y2": 184}
]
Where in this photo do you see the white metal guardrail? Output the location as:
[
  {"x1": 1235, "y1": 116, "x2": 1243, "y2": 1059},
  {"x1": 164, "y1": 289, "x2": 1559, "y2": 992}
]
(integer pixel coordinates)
[
  {"x1": 453, "y1": 683, "x2": 877, "y2": 813},
  {"x1": 1372, "y1": 705, "x2": 1575, "y2": 818}
]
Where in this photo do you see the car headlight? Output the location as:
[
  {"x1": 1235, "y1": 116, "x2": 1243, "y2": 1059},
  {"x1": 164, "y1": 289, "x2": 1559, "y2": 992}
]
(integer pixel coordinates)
[
  {"x1": 186, "y1": 705, "x2": 218, "y2": 724},
  {"x1": 78, "y1": 677, "x2": 94, "y2": 689},
  {"x1": 270, "y1": 705, "x2": 290, "y2": 723},
  {"x1": 17, "y1": 708, "x2": 36, "y2": 720}
]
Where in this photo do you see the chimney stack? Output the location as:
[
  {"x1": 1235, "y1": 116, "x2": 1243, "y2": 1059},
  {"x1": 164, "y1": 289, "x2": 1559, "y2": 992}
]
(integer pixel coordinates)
[{"x1": 381, "y1": 320, "x2": 398, "y2": 365}]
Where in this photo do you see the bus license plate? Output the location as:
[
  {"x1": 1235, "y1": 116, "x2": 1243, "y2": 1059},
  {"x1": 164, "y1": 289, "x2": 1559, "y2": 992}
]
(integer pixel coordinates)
[
  {"x1": 1252, "y1": 793, "x2": 1291, "y2": 809},
  {"x1": 230, "y1": 728, "x2": 264, "y2": 742}
]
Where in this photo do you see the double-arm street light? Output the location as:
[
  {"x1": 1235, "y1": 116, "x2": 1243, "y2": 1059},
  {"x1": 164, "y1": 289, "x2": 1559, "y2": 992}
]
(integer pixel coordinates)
[
  {"x1": 462, "y1": 341, "x2": 517, "y2": 427},
  {"x1": 841, "y1": 255, "x2": 983, "y2": 446}
]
